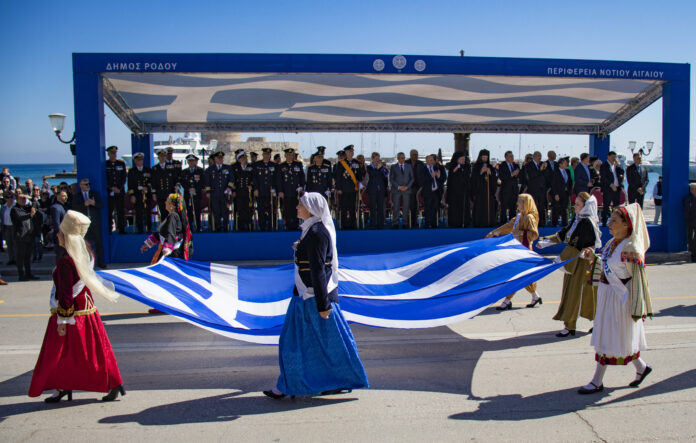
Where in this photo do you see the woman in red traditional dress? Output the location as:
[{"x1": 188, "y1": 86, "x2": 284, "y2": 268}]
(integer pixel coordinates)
[{"x1": 28, "y1": 210, "x2": 125, "y2": 403}]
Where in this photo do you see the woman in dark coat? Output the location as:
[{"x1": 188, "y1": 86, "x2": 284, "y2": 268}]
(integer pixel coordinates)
[
  {"x1": 263, "y1": 192, "x2": 368, "y2": 399},
  {"x1": 471, "y1": 149, "x2": 498, "y2": 227},
  {"x1": 446, "y1": 151, "x2": 471, "y2": 228},
  {"x1": 141, "y1": 193, "x2": 192, "y2": 261}
]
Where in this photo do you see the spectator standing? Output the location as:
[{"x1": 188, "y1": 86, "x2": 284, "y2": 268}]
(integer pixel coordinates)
[
  {"x1": 498, "y1": 150, "x2": 520, "y2": 224},
  {"x1": 550, "y1": 157, "x2": 572, "y2": 227},
  {"x1": 105, "y1": 146, "x2": 127, "y2": 234},
  {"x1": 73, "y1": 178, "x2": 105, "y2": 268},
  {"x1": 50, "y1": 190, "x2": 68, "y2": 260},
  {"x1": 407, "y1": 149, "x2": 425, "y2": 228},
  {"x1": 2, "y1": 192, "x2": 16, "y2": 264},
  {"x1": 446, "y1": 151, "x2": 472, "y2": 227},
  {"x1": 600, "y1": 151, "x2": 624, "y2": 226},
  {"x1": 574, "y1": 153, "x2": 593, "y2": 194},
  {"x1": 419, "y1": 154, "x2": 446, "y2": 229},
  {"x1": 523, "y1": 151, "x2": 548, "y2": 226},
  {"x1": 626, "y1": 153, "x2": 649, "y2": 207},
  {"x1": 389, "y1": 152, "x2": 413, "y2": 229},
  {"x1": 683, "y1": 183, "x2": 696, "y2": 262},
  {"x1": 365, "y1": 152, "x2": 389, "y2": 229},
  {"x1": 10, "y1": 192, "x2": 39, "y2": 280},
  {"x1": 652, "y1": 176, "x2": 663, "y2": 224},
  {"x1": 471, "y1": 149, "x2": 498, "y2": 227}
]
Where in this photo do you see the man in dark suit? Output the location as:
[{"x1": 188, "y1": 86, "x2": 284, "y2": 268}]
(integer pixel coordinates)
[
  {"x1": 574, "y1": 153, "x2": 593, "y2": 195},
  {"x1": 498, "y1": 150, "x2": 520, "y2": 223},
  {"x1": 418, "y1": 154, "x2": 446, "y2": 228},
  {"x1": 50, "y1": 190, "x2": 67, "y2": 261},
  {"x1": 11, "y1": 192, "x2": 38, "y2": 281},
  {"x1": 389, "y1": 152, "x2": 414, "y2": 229},
  {"x1": 550, "y1": 157, "x2": 572, "y2": 226},
  {"x1": 365, "y1": 152, "x2": 389, "y2": 229},
  {"x1": 523, "y1": 151, "x2": 547, "y2": 226},
  {"x1": 73, "y1": 178, "x2": 105, "y2": 268},
  {"x1": 600, "y1": 151, "x2": 625, "y2": 225},
  {"x1": 626, "y1": 153, "x2": 649, "y2": 207},
  {"x1": 407, "y1": 149, "x2": 425, "y2": 228}
]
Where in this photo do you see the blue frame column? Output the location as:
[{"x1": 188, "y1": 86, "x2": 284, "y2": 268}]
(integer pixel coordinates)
[
  {"x1": 661, "y1": 77, "x2": 691, "y2": 252},
  {"x1": 72, "y1": 72, "x2": 110, "y2": 262},
  {"x1": 589, "y1": 134, "x2": 610, "y2": 160},
  {"x1": 131, "y1": 133, "x2": 154, "y2": 168}
]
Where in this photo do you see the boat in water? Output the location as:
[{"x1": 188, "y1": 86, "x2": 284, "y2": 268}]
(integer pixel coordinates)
[{"x1": 122, "y1": 133, "x2": 213, "y2": 167}]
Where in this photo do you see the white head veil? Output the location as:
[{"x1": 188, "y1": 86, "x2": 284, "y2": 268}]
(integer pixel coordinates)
[
  {"x1": 576, "y1": 195, "x2": 602, "y2": 249},
  {"x1": 60, "y1": 210, "x2": 119, "y2": 303},
  {"x1": 299, "y1": 192, "x2": 338, "y2": 291},
  {"x1": 621, "y1": 203, "x2": 650, "y2": 264}
]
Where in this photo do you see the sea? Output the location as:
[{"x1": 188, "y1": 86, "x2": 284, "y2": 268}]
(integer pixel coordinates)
[{"x1": 2, "y1": 163, "x2": 661, "y2": 199}]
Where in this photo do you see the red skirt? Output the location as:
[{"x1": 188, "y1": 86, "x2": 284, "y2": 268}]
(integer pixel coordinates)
[{"x1": 28, "y1": 310, "x2": 122, "y2": 397}]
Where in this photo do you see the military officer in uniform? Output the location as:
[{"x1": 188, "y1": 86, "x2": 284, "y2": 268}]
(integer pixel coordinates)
[
  {"x1": 127, "y1": 152, "x2": 152, "y2": 233},
  {"x1": 253, "y1": 148, "x2": 277, "y2": 232},
  {"x1": 275, "y1": 148, "x2": 306, "y2": 230},
  {"x1": 315, "y1": 145, "x2": 332, "y2": 168},
  {"x1": 151, "y1": 149, "x2": 178, "y2": 220},
  {"x1": 233, "y1": 150, "x2": 255, "y2": 231},
  {"x1": 334, "y1": 144, "x2": 363, "y2": 229},
  {"x1": 105, "y1": 145, "x2": 127, "y2": 233},
  {"x1": 166, "y1": 146, "x2": 182, "y2": 190},
  {"x1": 205, "y1": 151, "x2": 234, "y2": 232},
  {"x1": 181, "y1": 154, "x2": 204, "y2": 232},
  {"x1": 306, "y1": 150, "x2": 333, "y2": 200}
]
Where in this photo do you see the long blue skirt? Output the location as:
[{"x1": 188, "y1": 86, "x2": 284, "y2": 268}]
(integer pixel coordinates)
[{"x1": 276, "y1": 297, "x2": 369, "y2": 396}]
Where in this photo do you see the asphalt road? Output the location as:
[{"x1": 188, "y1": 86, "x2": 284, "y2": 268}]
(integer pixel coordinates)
[{"x1": 1, "y1": 259, "x2": 695, "y2": 442}]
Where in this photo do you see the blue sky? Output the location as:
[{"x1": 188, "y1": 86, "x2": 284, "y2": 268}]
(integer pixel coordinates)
[{"x1": 1, "y1": 0, "x2": 694, "y2": 163}]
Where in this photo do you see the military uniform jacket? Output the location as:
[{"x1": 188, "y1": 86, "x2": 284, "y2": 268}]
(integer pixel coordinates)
[
  {"x1": 205, "y1": 164, "x2": 234, "y2": 195},
  {"x1": 181, "y1": 166, "x2": 205, "y2": 196},
  {"x1": 106, "y1": 159, "x2": 127, "y2": 192},
  {"x1": 252, "y1": 161, "x2": 276, "y2": 196},
  {"x1": 167, "y1": 160, "x2": 182, "y2": 186},
  {"x1": 233, "y1": 163, "x2": 255, "y2": 192},
  {"x1": 127, "y1": 166, "x2": 152, "y2": 196},
  {"x1": 334, "y1": 159, "x2": 363, "y2": 193},
  {"x1": 275, "y1": 161, "x2": 306, "y2": 196},
  {"x1": 151, "y1": 162, "x2": 178, "y2": 195},
  {"x1": 306, "y1": 164, "x2": 333, "y2": 194}
]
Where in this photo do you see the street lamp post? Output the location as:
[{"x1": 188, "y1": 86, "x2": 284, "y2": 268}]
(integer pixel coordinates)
[{"x1": 48, "y1": 113, "x2": 77, "y2": 172}]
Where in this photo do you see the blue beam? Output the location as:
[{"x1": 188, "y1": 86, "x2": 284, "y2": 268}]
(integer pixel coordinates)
[
  {"x1": 661, "y1": 77, "x2": 691, "y2": 252},
  {"x1": 72, "y1": 71, "x2": 110, "y2": 262},
  {"x1": 73, "y1": 53, "x2": 690, "y2": 81},
  {"x1": 589, "y1": 134, "x2": 610, "y2": 160},
  {"x1": 131, "y1": 133, "x2": 154, "y2": 168}
]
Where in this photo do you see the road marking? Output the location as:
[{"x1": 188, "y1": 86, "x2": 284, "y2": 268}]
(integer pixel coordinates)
[{"x1": 0, "y1": 294, "x2": 694, "y2": 317}]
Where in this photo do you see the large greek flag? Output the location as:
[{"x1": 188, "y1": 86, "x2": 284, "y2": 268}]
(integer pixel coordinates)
[{"x1": 98, "y1": 235, "x2": 567, "y2": 344}]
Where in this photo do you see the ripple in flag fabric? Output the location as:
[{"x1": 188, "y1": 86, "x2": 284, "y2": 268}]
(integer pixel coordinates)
[{"x1": 97, "y1": 235, "x2": 567, "y2": 344}]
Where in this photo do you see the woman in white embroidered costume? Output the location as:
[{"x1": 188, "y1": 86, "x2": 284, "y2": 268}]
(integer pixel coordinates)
[
  {"x1": 577, "y1": 204, "x2": 653, "y2": 394},
  {"x1": 28, "y1": 210, "x2": 125, "y2": 402}
]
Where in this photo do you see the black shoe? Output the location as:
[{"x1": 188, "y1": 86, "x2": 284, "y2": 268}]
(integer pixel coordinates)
[
  {"x1": 578, "y1": 383, "x2": 603, "y2": 395},
  {"x1": 28, "y1": 275, "x2": 40, "y2": 280},
  {"x1": 526, "y1": 297, "x2": 543, "y2": 308},
  {"x1": 44, "y1": 390, "x2": 72, "y2": 403},
  {"x1": 262, "y1": 390, "x2": 285, "y2": 400},
  {"x1": 496, "y1": 301, "x2": 512, "y2": 311},
  {"x1": 629, "y1": 366, "x2": 652, "y2": 387},
  {"x1": 588, "y1": 327, "x2": 593, "y2": 334},
  {"x1": 102, "y1": 385, "x2": 126, "y2": 401},
  {"x1": 7, "y1": 260, "x2": 15, "y2": 265},
  {"x1": 18, "y1": 276, "x2": 29, "y2": 282},
  {"x1": 556, "y1": 329, "x2": 576, "y2": 337},
  {"x1": 320, "y1": 388, "x2": 352, "y2": 396}
]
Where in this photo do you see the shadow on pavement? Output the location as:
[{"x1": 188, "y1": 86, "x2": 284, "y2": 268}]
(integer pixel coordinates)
[
  {"x1": 449, "y1": 369, "x2": 696, "y2": 421},
  {"x1": 0, "y1": 398, "x2": 100, "y2": 421},
  {"x1": 655, "y1": 304, "x2": 696, "y2": 318},
  {"x1": 98, "y1": 391, "x2": 356, "y2": 425}
]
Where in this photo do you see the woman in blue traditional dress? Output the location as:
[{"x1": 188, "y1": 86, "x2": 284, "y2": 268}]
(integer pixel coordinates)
[{"x1": 263, "y1": 192, "x2": 369, "y2": 399}]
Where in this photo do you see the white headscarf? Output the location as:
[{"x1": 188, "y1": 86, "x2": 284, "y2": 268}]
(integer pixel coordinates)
[
  {"x1": 621, "y1": 203, "x2": 650, "y2": 264},
  {"x1": 299, "y1": 192, "x2": 338, "y2": 292},
  {"x1": 60, "y1": 210, "x2": 119, "y2": 303},
  {"x1": 572, "y1": 195, "x2": 602, "y2": 249}
]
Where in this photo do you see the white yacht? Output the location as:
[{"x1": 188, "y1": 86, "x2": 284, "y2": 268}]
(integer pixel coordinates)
[{"x1": 122, "y1": 133, "x2": 214, "y2": 167}]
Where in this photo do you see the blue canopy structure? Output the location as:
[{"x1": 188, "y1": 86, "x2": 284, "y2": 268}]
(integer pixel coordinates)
[{"x1": 71, "y1": 53, "x2": 690, "y2": 262}]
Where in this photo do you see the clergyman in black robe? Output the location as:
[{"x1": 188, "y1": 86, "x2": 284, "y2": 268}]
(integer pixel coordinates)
[{"x1": 471, "y1": 149, "x2": 498, "y2": 227}]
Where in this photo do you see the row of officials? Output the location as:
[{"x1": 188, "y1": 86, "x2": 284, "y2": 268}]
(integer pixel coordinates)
[
  {"x1": 104, "y1": 144, "x2": 652, "y2": 233},
  {"x1": 105, "y1": 143, "x2": 385, "y2": 233}
]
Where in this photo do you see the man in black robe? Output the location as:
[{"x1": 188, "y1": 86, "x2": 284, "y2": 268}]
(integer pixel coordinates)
[
  {"x1": 498, "y1": 150, "x2": 520, "y2": 224},
  {"x1": 471, "y1": 149, "x2": 498, "y2": 227},
  {"x1": 445, "y1": 151, "x2": 471, "y2": 227}
]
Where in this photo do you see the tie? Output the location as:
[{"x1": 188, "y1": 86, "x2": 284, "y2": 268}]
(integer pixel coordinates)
[
  {"x1": 400, "y1": 164, "x2": 404, "y2": 173},
  {"x1": 550, "y1": 162, "x2": 554, "y2": 171},
  {"x1": 429, "y1": 166, "x2": 437, "y2": 190},
  {"x1": 508, "y1": 162, "x2": 512, "y2": 173},
  {"x1": 83, "y1": 192, "x2": 88, "y2": 201},
  {"x1": 637, "y1": 165, "x2": 641, "y2": 175}
]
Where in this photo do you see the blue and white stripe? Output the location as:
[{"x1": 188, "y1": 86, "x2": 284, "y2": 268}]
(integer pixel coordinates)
[{"x1": 98, "y1": 235, "x2": 567, "y2": 344}]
